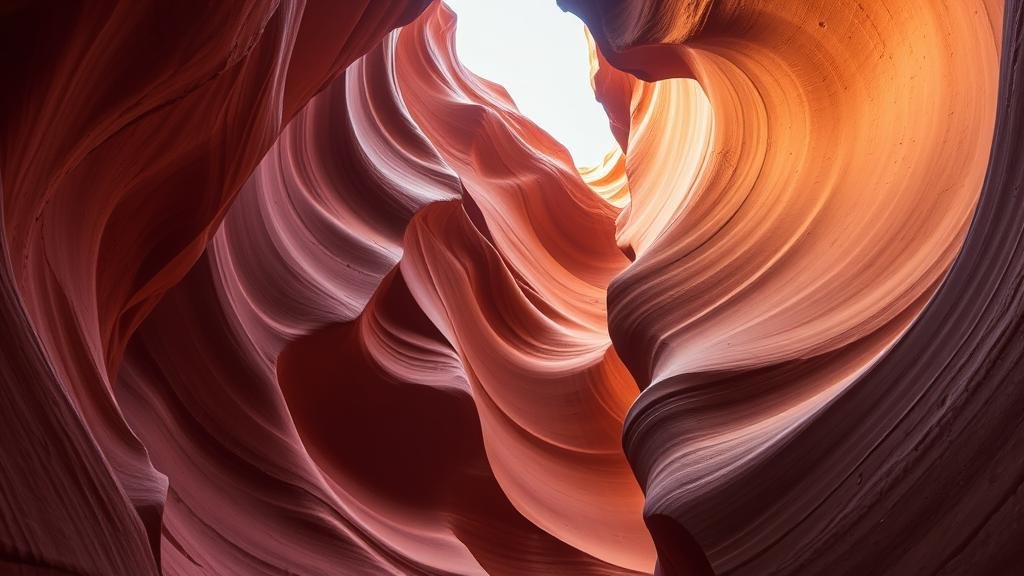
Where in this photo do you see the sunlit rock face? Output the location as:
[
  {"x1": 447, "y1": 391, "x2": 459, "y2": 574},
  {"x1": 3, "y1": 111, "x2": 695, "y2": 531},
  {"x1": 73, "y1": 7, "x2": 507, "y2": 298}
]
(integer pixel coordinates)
[{"x1": 2, "y1": 1, "x2": 1023, "y2": 575}]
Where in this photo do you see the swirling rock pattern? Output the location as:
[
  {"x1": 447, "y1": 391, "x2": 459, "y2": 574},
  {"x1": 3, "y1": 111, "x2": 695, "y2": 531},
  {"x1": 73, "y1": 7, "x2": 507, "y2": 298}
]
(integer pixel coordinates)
[{"x1": 2, "y1": 0, "x2": 1023, "y2": 575}]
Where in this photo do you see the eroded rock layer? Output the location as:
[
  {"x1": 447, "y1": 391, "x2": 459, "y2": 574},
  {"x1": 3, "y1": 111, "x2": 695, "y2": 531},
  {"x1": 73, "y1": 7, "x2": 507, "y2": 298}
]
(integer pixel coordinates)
[{"x1": 2, "y1": 0, "x2": 1022, "y2": 575}]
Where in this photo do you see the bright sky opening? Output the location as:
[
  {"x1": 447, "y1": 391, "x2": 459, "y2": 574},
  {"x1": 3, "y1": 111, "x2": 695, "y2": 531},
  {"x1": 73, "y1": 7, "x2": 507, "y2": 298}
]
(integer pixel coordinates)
[{"x1": 443, "y1": 0, "x2": 618, "y2": 168}]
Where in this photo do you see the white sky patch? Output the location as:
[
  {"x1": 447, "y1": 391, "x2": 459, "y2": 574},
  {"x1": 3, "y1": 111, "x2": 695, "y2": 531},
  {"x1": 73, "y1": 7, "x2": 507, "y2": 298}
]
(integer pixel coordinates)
[{"x1": 443, "y1": 0, "x2": 618, "y2": 168}]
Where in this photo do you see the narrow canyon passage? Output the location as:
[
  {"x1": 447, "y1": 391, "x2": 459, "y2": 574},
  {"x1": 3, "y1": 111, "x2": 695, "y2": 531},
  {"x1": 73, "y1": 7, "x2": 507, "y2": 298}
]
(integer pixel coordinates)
[{"x1": 2, "y1": 1, "x2": 1023, "y2": 575}]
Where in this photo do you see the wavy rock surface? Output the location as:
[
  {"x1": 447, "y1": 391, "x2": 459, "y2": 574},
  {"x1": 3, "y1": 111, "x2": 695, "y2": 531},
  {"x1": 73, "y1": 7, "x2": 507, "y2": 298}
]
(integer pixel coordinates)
[
  {"x1": 3, "y1": 0, "x2": 1024, "y2": 575},
  {"x1": 0, "y1": 1, "x2": 429, "y2": 572},
  {"x1": 118, "y1": 4, "x2": 651, "y2": 573},
  {"x1": 564, "y1": 0, "x2": 1020, "y2": 574}
]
